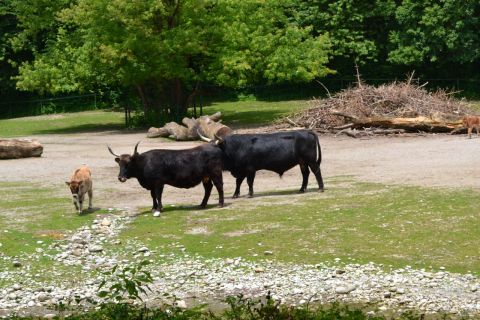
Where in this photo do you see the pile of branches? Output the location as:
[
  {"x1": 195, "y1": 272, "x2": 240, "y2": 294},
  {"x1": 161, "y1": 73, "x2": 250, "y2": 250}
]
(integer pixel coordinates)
[{"x1": 287, "y1": 73, "x2": 473, "y2": 137}]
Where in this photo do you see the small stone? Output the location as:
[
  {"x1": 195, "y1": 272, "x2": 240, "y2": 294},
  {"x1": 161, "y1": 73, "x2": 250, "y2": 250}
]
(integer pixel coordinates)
[
  {"x1": 175, "y1": 300, "x2": 187, "y2": 309},
  {"x1": 88, "y1": 245, "x2": 103, "y2": 253},
  {"x1": 12, "y1": 260, "x2": 22, "y2": 268},
  {"x1": 471, "y1": 286, "x2": 478, "y2": 292},
  {"x1": 37, "y1": 293, "x2": 49, "y2": 302},
  {"x1": 43, "y1": 314, "x2": 56, "y2": 319},
  {"x1": 396, "y1": 288, "x2": 405, "y2": 294},
  {"x1": 101, "y1": 219, "x2": 112, "y2": 227},
  {"x1": 71, "y1": 249, "x2": 83, "y2": 257},
  {"x1": 35, "y1": 248, "x2": 44, "y2": 253},
  {"x1": 12, "y1": 284, "x2": 22, "y2": 291},
  {"x1": 138, "y1": 247, "x2": 149, "y2": 253},
  {"x1": 264, "y1": 250, "x2": 273, "y2": 256},
  {"x1": 336, "y1": 269, "x2": 346, "y2": 274},
  {"x1": 153, "y1": 211, "x2": 161, "y2": 217},
  {"x1": 254, "y1": 267, "x2": 265, "y2": 273},
  {"x1": 225, "y1": 258, "x2": 235, "y2": 265},
  {"x1": 27, "y1": 300, "x2": 35, "y2": 307},
  {"x1": 383, "y1": 292, "x2": 392, "y2": 298},
  {"x1": 335, "y1": 285, "x2": 356, "y2": 294}
]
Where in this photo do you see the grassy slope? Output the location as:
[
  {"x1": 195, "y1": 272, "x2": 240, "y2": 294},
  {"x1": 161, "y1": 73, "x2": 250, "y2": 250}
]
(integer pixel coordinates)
[{"x1": 0, "y1": 111, "x2": 124, "y2": 137}]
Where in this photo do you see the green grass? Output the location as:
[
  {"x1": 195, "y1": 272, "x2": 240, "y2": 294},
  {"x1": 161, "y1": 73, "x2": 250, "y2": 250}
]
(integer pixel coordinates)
[
  {"x1": 0, "y1": 100, "x2": 307, "y2": 137},
  {"x1": 0, "y1": 182, "x2": 110, "y2": 285},
  {"x1": 202, "y1": 100, "x2": 308, "y2": 127},
  {"x1": 117, "y1": 179, "x2": 480, "y2": 274},
  {"x1": 0, "y1": 110, "x2": 124, "y2": 137}
]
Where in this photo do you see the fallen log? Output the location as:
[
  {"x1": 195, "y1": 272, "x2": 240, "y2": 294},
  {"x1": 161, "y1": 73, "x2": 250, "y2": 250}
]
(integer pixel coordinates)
[
  {"x1": 331, "y1": 110, "x2": 463, "y2": 133},
  {"x1": 0, "y1": 139, "x2": 43, "y2": 159},
  {"x1": 147, "y1": 112, "x2": 232, "y2": 140}
]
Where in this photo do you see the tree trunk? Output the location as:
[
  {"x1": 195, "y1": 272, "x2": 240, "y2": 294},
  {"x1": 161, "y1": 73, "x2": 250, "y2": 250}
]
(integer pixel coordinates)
[
  {"x1": 331, "y1": 110, "x2": 463, "y2": 133},
  {"x1": 0, "y1": 139, "x2": 43, "y2": 159},
  {"x1": 147, "y1": 112, "x2": 232, "y2": 140}
]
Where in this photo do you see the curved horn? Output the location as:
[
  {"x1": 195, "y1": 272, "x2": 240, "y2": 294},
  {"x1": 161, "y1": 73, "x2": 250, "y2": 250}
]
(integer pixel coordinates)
[
  {"x1": 107, "y1": 145, "x2": 119, "y2": 157},
  {"x1": 197, "y1": 130, "x2": 212, "y2": 143},
  {"x1": 133, "y1": 141, "x2": 141, "y2": 155},
  {"x1": 214, "y1": 133, "x2": 224, "y2": 142}
]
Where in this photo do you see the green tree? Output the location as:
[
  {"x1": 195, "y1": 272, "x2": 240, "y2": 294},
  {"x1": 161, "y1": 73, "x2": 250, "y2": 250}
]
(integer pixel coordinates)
[
  {"x1": 295, "y1": 0, "x2": 397, "y2": 64},
  {"x1": 14, "y1": 0, "x2": 332, "y2": 122},
  {"x1": 389, "y1": 0, "x2": 480, "y2": 66}
]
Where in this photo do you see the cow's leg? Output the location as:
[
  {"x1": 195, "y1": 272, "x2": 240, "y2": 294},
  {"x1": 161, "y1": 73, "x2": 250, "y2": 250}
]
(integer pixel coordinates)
[
  {"x1": 73, "y1": 196, "x2": 79, "y2": 212},
  {"x1": 233, "y1": 176, "x2": 245, "y2": 198},
  {"x1": 152, "y1": 183, "x2": 164, "y2": 216},
  {"x1": 88, "y1": 189, "x2": 93, "y2": 211},
  {"x1": 200, "y1": 179, "x2": 213, "y2": 208},
  {"x1": 468, "y1": 127, "x2": 472, "y2": 139},
  {"x1": 211, "y1": 174, "x2": 224, "y2": 207},
  {"x1": 299, "y1": 163, "x2": 310, "y2": 193},
  {"x1": 308, "y1": 162, "x2": 324, "y2": 192},
  {"x1": 246, "y1": 172, "x2": 256, "y2": 197},
  {"x1": 150, "y1": 190, "x2": 158, "y2": 211},
  {"x1": 78, "y1": 194, "x2": 84, "y2": 214}
]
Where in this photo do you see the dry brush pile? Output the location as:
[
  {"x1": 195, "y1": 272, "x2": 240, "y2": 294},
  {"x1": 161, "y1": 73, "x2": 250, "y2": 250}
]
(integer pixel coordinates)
[{"x1": 287, "y1": 76, "x2": 474, "y2": 137}]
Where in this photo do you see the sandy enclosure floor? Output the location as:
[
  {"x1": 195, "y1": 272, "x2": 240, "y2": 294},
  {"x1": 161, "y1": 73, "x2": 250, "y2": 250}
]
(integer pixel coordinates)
[{"x1": 1, "y1": 131, "x2": 479, "y2": 211}]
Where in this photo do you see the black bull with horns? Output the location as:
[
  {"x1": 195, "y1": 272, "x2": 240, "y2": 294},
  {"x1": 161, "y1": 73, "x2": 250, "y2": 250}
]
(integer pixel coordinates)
[
  {"x1": 199, "y1": 130, "x2": 324, "y2": 198},
  {"x1": 108, "y1": 142, "x2": 224, "y2": 213}
]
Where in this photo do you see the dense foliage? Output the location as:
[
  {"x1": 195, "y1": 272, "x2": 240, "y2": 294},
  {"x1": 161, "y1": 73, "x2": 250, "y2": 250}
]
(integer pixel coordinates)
[{"x1": 0, "y1": 0, "x2": 478, "y2": 121}]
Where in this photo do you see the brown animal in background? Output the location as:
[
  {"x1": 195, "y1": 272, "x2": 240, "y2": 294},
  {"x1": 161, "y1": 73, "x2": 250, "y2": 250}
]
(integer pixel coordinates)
[
  {"x1": 463, "y1": 116, "x2": 480, "y2": 139},
  {"x1": 65, "y1": 165, "x2": 93, "y2": 214}
]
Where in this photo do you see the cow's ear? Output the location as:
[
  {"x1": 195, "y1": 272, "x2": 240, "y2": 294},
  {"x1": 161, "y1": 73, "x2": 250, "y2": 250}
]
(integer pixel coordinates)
[
  {"x1": 115, "y1": 157, "x2": 120, "y2": 163},
  {"x1": 65, "y1": 181, "x2": 71, "y2": 186}
]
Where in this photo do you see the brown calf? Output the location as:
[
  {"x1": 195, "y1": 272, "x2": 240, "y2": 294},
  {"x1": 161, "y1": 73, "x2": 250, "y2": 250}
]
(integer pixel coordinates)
[
  {"x1": 463, "y1": 115, "x2": 480, "y2": 139},
  {"x1": 65, "y1": 165, "x2": 93, "y2": 214}
]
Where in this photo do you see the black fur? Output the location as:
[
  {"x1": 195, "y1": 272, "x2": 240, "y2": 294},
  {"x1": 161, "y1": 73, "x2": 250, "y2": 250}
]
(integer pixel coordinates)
[
  {"x1": 113, "y1": 144, "x2": 224, "y2": 212},
  {"x1": 218, "y1": 130, "x2": 324, "y2": 198}
]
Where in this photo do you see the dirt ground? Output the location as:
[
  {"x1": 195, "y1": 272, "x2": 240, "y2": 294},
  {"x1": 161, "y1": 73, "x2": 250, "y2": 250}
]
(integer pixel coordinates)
[{"x1": 1, "y1": 130, "x2": 479, "y2": 211}]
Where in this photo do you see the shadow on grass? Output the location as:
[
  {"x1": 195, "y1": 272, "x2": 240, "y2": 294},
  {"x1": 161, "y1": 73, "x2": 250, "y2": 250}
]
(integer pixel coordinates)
[
  {"x1": 138, "y1": 203, "x2": 227, "y2": 215},
  {"x1": 244, "y1": 188, "x2": 324, "y2": 198},
  {"x1": 33, "y1": 123, "x2": 126, "y2": 135},
  {"x1": 202, "y1": 109, "x2": 292, "y2": 128}
]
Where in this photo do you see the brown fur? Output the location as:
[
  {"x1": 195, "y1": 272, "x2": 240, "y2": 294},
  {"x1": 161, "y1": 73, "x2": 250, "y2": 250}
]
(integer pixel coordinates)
[
  {"x1": 463, "y1": 116, "x2": 480, "y2": 139},
  {"x1": 65, "y1": 166, "x2": 93, "y2": 213}
]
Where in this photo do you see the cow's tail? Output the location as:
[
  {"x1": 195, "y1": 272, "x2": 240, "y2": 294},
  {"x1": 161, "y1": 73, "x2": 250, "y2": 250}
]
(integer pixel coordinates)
[{"x1": 311, "y1": 131, "x2": 321, "y2": 165}]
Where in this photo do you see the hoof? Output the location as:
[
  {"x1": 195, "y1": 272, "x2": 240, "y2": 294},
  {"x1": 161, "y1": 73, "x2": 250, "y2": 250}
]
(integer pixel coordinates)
[
  {"x1": 232, "y1": 194, "x2": 239, "y2": 199},
  {"x1": 319, "y1": 188, "x2": 324, "y2": 193},
  {"x1": 299, "y1": 189, "x2": 305, "y2": 193},
  {"x1": 247, "y1": 194, "x2": 254, "y2": 198},
  {"x1": 218, "y1": 203, "x2": 224, "y2": 208},
  {"x1": 153, "y1": 211, "x2": 161, "y2": 217}
]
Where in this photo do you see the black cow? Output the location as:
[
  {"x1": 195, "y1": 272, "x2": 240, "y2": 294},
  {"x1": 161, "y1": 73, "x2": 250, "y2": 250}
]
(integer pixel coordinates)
[
  {"x1": 200, "y1": 130, "x2": 324, "y2": 198},
  {"x1": 108, "y1": 142, "x2": 224, "y2": 216}
]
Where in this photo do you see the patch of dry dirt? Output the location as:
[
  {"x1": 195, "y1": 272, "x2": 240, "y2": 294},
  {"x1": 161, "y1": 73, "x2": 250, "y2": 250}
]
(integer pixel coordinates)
[{"x1": 1, "y1": 131, "x2": 479, "y2": 212}]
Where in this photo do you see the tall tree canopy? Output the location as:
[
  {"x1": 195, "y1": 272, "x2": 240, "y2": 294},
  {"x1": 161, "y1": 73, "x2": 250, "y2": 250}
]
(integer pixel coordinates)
[{"x1": 13, "y1": 0, "x2": 332, "y2": 119}]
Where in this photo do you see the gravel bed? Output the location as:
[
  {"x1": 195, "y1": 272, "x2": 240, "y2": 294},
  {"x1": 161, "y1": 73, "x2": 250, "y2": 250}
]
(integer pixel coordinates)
[{"x1": 0, "y1": 210, "x2": 478, "y2": 318}]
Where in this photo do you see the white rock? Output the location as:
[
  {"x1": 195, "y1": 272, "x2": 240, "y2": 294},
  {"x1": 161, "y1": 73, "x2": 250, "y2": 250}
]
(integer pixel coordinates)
[
  {"x1": 153, "y1": 211, "x2": 161, "y2": 217},
  {"x1": 88, "y1": 245, "x2": 103, "y2": 253},
  {"x1": 175, "y1": 300, "x2": 187, "y2": 309},
  {"x1": 335, "y1": 285, "x2": 356, "y2": 294}
]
